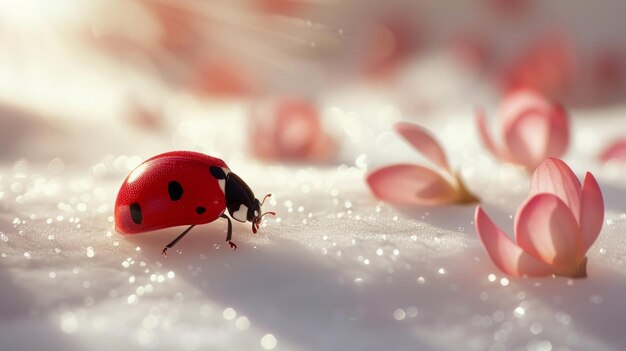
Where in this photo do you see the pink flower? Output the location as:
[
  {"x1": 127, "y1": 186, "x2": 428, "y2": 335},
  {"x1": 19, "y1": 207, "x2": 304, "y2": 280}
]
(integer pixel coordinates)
[
  {"x1": 475, "y1": 158, "x2": 604, "y2": 278},
  {"x1": 367, "y1": 123, "x2": 479, "y2": 205},
  {"x1": 249, "y1": 97, "x2": 336, "y2": 162},
  {"x1": 502, "y1": 36, "x2": 574, "y2": 101},
  {"x1": 476, "y1": 89, "x2": 569, "y2": 172},
  {"x1": 600, "y1": 139, "x2": 626, "y2": 163},
  {"x1": 361, "y1": 13, "x2": 422, "y2": 79},
  {"x1": 192, "y1": 58, "x2": 259, "y2": 98}
]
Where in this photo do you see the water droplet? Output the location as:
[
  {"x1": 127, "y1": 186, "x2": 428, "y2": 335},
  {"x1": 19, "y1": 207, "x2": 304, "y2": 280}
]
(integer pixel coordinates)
[
  {"x1": 86, "y1": 247, "x2": 95, "y2": 258},
  {"x1": 127, "y1": 294, "x2": 138, "y2": 305},
  {"x1": 223, "y1": 307, "x2": 237, "y2": 320},
  {"x1": 142, "y1": 314, "x2": 158, "y2": 330},
  {"x1": 11, "y1": 183, "x2": 23, "y2": 193},
  {"x1": 393, "y1": 309, "x2": 406, "y2": 321},
  {"x1": 590, "y1": 295, "x2": 602, "y2": 304},
  {"x1": 235, "y1": 316, "x2": 250, "y2": 330},
  {"x1": 530, "y1": 323, "x2": 543, "y2": 335},
  {"x1": 533, "y1": 340, "x2": 552, "y2": 351},
  {"x1": 260, "y1": 334, "x2": 278, "y2": 350},
  {"x1": 406, "y1": 306, "x2": 418, "y2": 317},
  {"x1": 500, "y1": 277, "x2": 509, "y2": 286},
  {"x1": 60, "y1": 312, "x2": 78, "y2": 333}
]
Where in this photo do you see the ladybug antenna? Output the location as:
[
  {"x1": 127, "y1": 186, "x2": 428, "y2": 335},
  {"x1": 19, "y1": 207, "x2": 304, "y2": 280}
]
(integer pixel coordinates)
[
  {"x1": 260, "y1": 193, "x2": 272, "y2": 206},
  {"x1": 252, "y1": 211, "x2": 276, "y2": 234}
]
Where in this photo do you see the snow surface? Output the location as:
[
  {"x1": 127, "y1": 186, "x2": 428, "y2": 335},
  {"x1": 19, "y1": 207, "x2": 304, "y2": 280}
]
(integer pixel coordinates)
[{"x1": 1, "y1": 88, "x2": 626, "y2": 351}]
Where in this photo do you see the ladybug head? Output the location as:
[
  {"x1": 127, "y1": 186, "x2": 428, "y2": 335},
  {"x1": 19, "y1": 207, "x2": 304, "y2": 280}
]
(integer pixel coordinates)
[
  {"x1": 250, "y1": 194, "x2": 275, "y2": 234},
  {"x1": 224, "y1": 172, "x2": 275, "y2": 233}
]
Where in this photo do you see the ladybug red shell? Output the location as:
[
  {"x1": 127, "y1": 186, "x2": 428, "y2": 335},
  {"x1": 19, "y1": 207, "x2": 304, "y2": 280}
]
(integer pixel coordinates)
[{"x1": 114, "y1": 151, "x2": 274, "y2": 254}]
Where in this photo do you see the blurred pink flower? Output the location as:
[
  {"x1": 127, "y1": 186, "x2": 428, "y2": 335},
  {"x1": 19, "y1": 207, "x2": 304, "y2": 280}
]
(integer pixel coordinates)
[
  {"x1": 502, "y1": 36, "x2": 574, "y2": 100},
  {"x1": 475, "y1": 158, "x2": 604, "y2": 278},
  {"x1": 250, "y1": 97, "x2": 336, "y2": 162},
  {"x1": 367, "y1": 123, "x2": 479, "y2": 206},
  {"x1": 125, "y1": 102, "x2": 164, "y2": 131},
  {"x1": 476, "y1": 89, "x2": 569, "y2": 172},
  {"x1": 446, "y1": 33, "x2": 491, "y2": 73},
  {"x1": 488, "y1": 0, "x2": 533, "y2": 15},
  {"x1": 192, "y1": 58, "x2": 260, "y2": 98},
  {"x1": 600, "y1": 139, "x2": 626, "y2": 163},
  {"x1": 592, "y1": 50, "x2": 626, "y2": 94},
  {"x1": 362, "y1": 14, "x2": 422, "y2": 79},
  {"x1": 256, "y1": 0, "x2": 303, "y2": 15}
]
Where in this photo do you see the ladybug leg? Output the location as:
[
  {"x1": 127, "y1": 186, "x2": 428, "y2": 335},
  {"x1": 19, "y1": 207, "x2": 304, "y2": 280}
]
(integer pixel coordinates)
[
  {"x1": 162, "y1": 225, "x2": 196, "y2": 256},
  {"x1": 220, "y1": 214, "x2": 237, "y2": 250}
]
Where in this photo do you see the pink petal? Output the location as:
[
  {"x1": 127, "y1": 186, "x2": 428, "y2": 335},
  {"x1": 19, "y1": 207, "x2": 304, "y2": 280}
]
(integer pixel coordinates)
[
  {"x1": 367, "y1": 164, "x2": 459, "y2": 205},
  {"x1": 579, "y1": 172, "x2": 604, "y2": 252},
  {"x1": 504, "y1": 108, "x2": 552, "y2": 170},
  {"x1": 500, "y1": 90, "x2": 552, "y2": 132},
  {"x1": 515, "y1": 194, "x2": 584, "y2": 276},
  {"x1": 543, "y1": 104, "x2": 569, "y2": 159},
  {"x1": 599, "y1": 139, "x2": 626, "y2": 163},
  {"x1": 502, "y1": 100, "x2": 569, "y2": 171},
  {"x1": 395, "y1": 122, "x2": 450, "y2": 172},
  {"x1": 475, "y1": 108, "x2": 505, "y2": 160},
  {"x1": 530, "y1": 158, "x2": 582, "y2": 222},
  {"x1": 475, "y1": 206, "x2": 557, "y2": 277}
]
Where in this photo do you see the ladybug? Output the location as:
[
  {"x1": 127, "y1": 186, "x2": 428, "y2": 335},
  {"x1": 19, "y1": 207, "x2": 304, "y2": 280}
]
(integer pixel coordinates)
[{"x1": 114, "y1": 151, "x2": 275, "y2": 255}]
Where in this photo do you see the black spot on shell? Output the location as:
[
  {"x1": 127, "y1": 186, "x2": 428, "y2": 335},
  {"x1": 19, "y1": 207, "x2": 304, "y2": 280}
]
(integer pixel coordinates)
[
  {"x1": 210, "y1": 166, "x2": 226, "y2": 179},
  {"x1": 196, "y1": 206, "x2": 206, "y2": 215},
  {"x1": 130, "y1": 203, "x2": 142, "y2": 224},
  {"x1": 168, "y1": 181, "x2": 184, "y2": 201}
]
